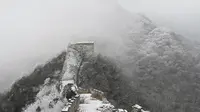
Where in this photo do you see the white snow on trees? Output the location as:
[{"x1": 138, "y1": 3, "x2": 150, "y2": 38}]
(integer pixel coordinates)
[{"x1": 23, "y1": 82, "x2": 64, "y2": 112}]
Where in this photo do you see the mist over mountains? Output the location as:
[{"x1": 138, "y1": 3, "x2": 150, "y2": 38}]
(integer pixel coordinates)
[
  {"x1": 0, "y1": 0, "x2": 138, "y2": 91},
  {"x1": 0, "y1": 0, "x2": 200, "y2": 112},
  {"x1": 0, "y1": 0, "x2": 199, "y2": 92}
]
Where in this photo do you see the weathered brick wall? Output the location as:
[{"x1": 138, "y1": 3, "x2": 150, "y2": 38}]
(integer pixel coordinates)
[{"x1": 67, "y1": 95, "x2": 80, "y2": 112}]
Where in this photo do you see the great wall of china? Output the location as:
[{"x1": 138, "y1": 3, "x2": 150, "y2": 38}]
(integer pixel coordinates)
[
  {"x1": 60, "y1": 42, "x2": 147, "y2": 112},
  {"x1": 60, "y1": 42, "x2": 94, "y2": 112}
]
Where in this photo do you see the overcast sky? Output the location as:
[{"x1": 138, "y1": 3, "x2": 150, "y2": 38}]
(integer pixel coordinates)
[
  {"x1": 0, "y1": 0, "x2": 199, "y2": 91},
  {"x1": 119, "y1": 0, "x2": 199, "y2": 14}
]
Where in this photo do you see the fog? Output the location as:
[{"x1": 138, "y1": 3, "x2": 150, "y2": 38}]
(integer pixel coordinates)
[
  {"x1": 0, "y1": 0, "x2": 125, "y2": 91},
  {"x1": 119, "y1": 0, "x2": 200, "y2": 40},
  {"x1": 0, "y1": 0, "x2": 199, "y2": 91}
]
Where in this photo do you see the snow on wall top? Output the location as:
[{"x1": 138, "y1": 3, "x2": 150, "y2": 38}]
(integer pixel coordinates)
[{"x1": 62, "y1": 42, "x2": 94, "y2": 83}]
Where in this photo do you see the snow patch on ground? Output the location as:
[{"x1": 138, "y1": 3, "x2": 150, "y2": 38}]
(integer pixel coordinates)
[
  {"x1": 23, "y1": 83, "x2": 64, "y2": 112},
  {"x1": 78, "y1": 94, "x2": 114, "y2": 112}
]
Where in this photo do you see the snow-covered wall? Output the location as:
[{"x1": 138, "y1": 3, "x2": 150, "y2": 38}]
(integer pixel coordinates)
[
  {"x1": 62, "y1": 42, "x2": 94, "y2": 83},
  {"x1": 62, "y1": 45, "x2": 78, "y2": 81}
]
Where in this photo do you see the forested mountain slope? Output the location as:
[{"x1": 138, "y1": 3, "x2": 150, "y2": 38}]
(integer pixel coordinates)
[{"x1": 0, "y1": 52, "x2": 66, "y2": 112}]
